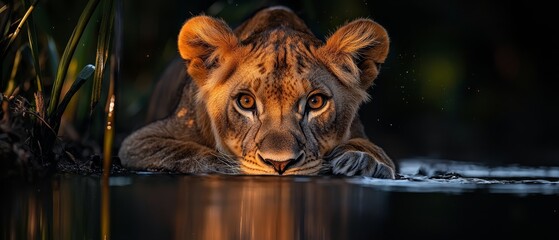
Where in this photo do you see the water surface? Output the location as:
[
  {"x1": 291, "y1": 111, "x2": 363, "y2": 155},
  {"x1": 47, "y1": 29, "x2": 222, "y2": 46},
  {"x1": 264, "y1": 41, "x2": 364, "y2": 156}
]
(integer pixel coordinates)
[{"x1": 2, "y1": 160, "x2": 558, "y2": 239}]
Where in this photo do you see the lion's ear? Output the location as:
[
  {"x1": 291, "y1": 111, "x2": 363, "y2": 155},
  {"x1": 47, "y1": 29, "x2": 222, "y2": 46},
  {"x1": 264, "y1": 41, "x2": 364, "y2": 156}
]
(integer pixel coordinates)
[
  {"x1": 178, "y1": 16, "x2": 238, "y2": 86},
  {"x1": 318, "y1": 19, "x2": 389, "y2": 90}
]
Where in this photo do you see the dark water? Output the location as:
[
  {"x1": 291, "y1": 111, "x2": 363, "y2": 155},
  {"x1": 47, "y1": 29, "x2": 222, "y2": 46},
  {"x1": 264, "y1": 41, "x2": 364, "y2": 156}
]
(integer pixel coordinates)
[{"x1": 2, "y1": 160, "x2": 558, "y2": 239}]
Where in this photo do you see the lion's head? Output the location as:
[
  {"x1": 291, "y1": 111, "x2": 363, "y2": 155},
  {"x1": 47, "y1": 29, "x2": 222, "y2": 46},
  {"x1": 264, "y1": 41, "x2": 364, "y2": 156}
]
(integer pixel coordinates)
[{"x1": 177, "y1": 7, "x2": 389, "y2": 175}]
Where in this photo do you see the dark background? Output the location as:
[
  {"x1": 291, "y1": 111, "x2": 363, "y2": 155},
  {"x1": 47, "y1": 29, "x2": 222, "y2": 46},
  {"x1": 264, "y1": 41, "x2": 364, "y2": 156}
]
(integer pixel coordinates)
[{"x1": 41, "y1": 0, "x2": 559, "y2": 166}]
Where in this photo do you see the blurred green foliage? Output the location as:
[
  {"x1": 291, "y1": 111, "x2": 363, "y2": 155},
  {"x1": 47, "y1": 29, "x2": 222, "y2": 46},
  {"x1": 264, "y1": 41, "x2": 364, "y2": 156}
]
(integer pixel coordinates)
[{"x1": 0, "y1": 0, "x2": 115, "y2": 171}]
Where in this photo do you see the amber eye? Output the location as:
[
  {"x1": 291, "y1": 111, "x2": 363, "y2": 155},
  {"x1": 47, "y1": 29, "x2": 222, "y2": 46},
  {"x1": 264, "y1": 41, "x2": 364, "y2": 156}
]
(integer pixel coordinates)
[
  {"x1": 307, "y1": 94, "x2": 327, "y2": 110},
  {"x1": 237, "y1": 94, "x2": 256, "y2": 110}
]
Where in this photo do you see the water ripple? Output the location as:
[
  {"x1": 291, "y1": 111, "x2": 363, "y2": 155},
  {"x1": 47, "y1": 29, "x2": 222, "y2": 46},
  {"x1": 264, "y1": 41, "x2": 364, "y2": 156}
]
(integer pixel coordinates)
[{"x1": 349, "y1": 159, "x2": 559, "y2": 195}]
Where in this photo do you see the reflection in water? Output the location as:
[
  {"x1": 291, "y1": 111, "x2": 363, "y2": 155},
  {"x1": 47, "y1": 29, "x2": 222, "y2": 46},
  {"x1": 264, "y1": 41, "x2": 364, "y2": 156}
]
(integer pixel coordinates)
[
  {"x1": 11, "y1": 180, "x2": 48, "y2": 239},
  {"x1": 2, "y1": 167, "x2": 558, "y2": 239},
  {"x1": 101, "y1": 175, "x2": 111, "y2": 240},
  {"x1": 171, "y1": 177, "x2": 389, "y2": 239},
  {"x1": 2, "y1": 176, "x2": 101, "y2": 239}
]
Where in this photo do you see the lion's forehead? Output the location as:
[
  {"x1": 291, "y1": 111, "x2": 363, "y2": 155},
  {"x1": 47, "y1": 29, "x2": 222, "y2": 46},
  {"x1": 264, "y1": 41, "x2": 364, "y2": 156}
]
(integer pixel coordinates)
[
  {"x1": 242, "y1": 29, "x2": 321, "y2": 73},
  {"x1": 233, "y1": 29, "x2": 329, "y2": 105}
]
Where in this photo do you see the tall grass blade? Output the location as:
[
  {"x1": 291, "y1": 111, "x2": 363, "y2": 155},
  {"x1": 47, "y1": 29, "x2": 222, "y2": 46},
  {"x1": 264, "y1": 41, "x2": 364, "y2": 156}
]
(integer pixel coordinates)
[
  {"x1": 0, "y1": 4, "x2": 10, "y2": 36},
  {"x1": 103, "y1": 57, "x2": 115, "y2": 176},
  {"x1": 47, "y1": 0, "x2": 100, "y2": 117},
  {"x1": 0, "y1": 0, "x2": 38, "y2": 62},
  {"x1": 102, "y1": 0, "x2": 121, "y2": 177},
  {"x1": 4, "y1": 44, "x2": 28, "y2": 97},
  {"x1": 46, "y1": 36, "x2": 59, "y2": 80},
  {"x1": 0, "y1": 5, "x2": 7, "y2": 15},
  {"x1": 91, "y1": 0, "x2": 115, "y2": 114},
  {"x1": 21, "y1": 0, "x2": 43, "y2": 93},
  {"x1": 103, "y1": 92, "x2": 115, "y2": 174},
  {"x1": 51, "y1": 64, "x2": 95, "y2": 131}
]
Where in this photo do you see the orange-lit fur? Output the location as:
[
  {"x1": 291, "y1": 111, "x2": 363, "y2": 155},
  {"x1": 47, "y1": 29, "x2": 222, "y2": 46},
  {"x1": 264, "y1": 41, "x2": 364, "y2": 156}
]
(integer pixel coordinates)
[{"x1": 119, "y1": 6, "x2": 395, "y2": 178}]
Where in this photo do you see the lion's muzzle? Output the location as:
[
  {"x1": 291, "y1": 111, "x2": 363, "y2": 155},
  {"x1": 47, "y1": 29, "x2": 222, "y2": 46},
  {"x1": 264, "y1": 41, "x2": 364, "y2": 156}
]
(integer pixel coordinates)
[{"x1": 256, "y1": 130, "x2": 305, "y2": 175}]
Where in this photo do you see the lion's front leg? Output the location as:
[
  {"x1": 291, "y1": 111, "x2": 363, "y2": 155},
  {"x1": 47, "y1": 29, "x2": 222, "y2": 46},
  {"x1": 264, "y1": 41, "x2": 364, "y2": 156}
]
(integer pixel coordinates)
[
  {"x1": 118, "y1": 119, "x2": 239, "y2": 174},
  {"x1": 324, "y1": 138, "x2": 395, "y2": 179}
]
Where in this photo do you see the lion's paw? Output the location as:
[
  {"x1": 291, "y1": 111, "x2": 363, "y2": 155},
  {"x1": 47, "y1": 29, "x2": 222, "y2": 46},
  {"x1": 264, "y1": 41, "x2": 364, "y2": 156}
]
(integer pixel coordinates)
[{"x1": 327, "y1": 150, "x2": 394, "y2": 179}]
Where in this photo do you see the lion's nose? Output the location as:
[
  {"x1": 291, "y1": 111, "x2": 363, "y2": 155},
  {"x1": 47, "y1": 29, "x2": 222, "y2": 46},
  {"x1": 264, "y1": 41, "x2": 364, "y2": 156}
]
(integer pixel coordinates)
[{"x1": 258, "y1": 152, "x2": 304, "y2": 175}]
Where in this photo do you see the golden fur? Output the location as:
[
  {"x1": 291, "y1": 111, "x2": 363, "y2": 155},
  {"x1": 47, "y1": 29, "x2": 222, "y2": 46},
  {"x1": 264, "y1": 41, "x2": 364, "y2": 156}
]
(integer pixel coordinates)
[{"x1": 119, "y1": 6, "x2": 395, "y2": 178}]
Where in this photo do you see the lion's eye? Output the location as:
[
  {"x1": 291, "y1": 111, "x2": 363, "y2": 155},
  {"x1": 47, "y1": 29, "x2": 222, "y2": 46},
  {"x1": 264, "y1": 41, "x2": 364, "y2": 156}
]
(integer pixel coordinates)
[
  {"x1": 237, "y1": 94, "x2": 256, "y2": 110},
  {"x1": 307, "y1": 94, "x2": 327, "y2": 110}
]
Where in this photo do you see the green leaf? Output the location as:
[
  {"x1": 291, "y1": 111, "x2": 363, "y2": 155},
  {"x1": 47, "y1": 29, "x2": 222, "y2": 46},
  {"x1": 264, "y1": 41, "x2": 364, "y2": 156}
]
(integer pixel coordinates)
[
  {"x1": 0, "y1": 0, "x2": 38, "y2": 63},
  {"x1": 47, "y1": 0, "x2": 100, "y2": 118},
  {"x1": 50, "y1": 64, "x2": 95, "y2": 131},
  {"x1": 91, "y1": 0, "x2": 115, "y2": 114},
  {"x1": 46, "y1": 36, "x2": 59, "y2": 80},
  {"x1": 3, "y1": 44, "x2": 28, "y2": 97},
  {"x1": 21, "y1": 0, "x2": 43, "y2": 93}
]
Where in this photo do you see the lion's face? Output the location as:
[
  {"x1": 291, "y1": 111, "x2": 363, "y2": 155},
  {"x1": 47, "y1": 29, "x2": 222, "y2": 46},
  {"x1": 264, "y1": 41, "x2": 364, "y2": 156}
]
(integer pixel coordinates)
[
  {"x1": 178, "y1": 12, "x2": 389, "y2": 175},
  {"x1": 203, "y1": 36, "x2": 364, "y2": 175}
]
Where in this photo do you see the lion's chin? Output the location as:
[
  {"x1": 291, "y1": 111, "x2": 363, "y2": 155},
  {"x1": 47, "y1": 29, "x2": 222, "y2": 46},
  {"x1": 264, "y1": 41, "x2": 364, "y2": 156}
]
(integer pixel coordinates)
[{"x1": 239, "y1": 160, "x2": 323, "y2": 176}]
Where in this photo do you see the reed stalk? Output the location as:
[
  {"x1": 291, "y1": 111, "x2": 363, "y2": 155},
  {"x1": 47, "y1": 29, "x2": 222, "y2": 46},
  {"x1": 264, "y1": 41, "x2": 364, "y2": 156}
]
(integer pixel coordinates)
[
  {"x1": 47, "y1": 0, "x2": 100, "y2": 117},
  {"x1": 0, "y1": 0, "x2": 38, "y2": 61},
  {"x1": 21, "y1": 0, "x2": 43, "y2": 93},
  {"x1": 91, "y1": 0, "x2": 115, "y2": 115}
]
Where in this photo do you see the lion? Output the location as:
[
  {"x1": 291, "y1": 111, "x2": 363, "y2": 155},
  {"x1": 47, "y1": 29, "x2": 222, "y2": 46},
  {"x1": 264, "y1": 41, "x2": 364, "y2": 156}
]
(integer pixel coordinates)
[{"x1": 118, "y1": 6, "x2": 395, "y2": 178}]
